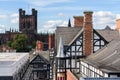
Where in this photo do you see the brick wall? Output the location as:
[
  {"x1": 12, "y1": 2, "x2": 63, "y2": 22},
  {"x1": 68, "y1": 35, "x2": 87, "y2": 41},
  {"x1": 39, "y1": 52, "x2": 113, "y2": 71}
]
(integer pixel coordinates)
[
  {"x1": 116, "y1": 19, "x2": 120, "y2": 31},
  {"x1": 36, "y1": 41, "x2": 43, "y2": 51},
  {"x1": 74, "y1": 16, "x2": 84, "y2": 27},
  {"x1": 83, "y1": 11, "x2": 93, "y2": 56},
  {"x1": 67, "y1": 70, "x2": 78, "y2": 80},
  {"x1": 48, "y1": 34, "x2": 55, "y2": 49}
]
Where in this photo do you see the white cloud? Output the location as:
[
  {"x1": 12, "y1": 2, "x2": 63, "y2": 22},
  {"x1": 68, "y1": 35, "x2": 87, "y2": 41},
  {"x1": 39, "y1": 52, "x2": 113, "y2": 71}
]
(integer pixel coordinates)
[
  {"x1": 44, "y1": 20, "x2": 62, "y2": 29},
  {"x1": 94, "y1": 11, "x2": 115, "y2": 18},
  {"x1": 28, "y1": 0, "x2": 72, "y2": 7},
  {"x1": 0, "y1": 24, "x2": 5, "y2": 31},
  {"x1": 10, "y1": 13, "x2": 19, "y2": 24},
  {"x1": 38, "y1": 20, "x2": 72, "y2": 33},
  {"x1": 93, "y1": 11, "x2": 119, "y2": 29},
  {"x1": 0, "y1": 24, "x2": 5, "y2": 28},
  {"x1": 116, "y1": 14, "x2": 120, "y2": 19},
  {"x1": 11, "y1": 13, "x2": 19, "y2": 18},
  {"x1": 34, "y1": 6, "x2": 89, "y2": 12},
  {"x1": 11, "y1": 17, "x2": 19, "y2": 24},
  {"x1": 0, "y1": 15, "x2": 7, "y2": 19},
  {"x1": 41, "y1": 11, "x2": 120, "y2": 31},
  {"x1": 57, "y1": 13, "x2": 66, "y2": 17},
  {"x1": 43, "y1": 20, "x2": 69, "y2": 28},
  {"x1": 38, "y1": 29, "x2": 48, "y2": 33}
]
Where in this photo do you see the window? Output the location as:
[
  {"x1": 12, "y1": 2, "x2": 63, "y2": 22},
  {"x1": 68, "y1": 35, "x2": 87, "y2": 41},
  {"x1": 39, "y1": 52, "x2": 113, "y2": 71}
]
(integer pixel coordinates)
[
  {"x1": 110, "y1": 74, "x2": 117, "y2": 77},
  {"x1": 44, "y1": 64, "x2": 47, "y2": 69},
  {"x1": 33, "y1": 64, "x2": 38, "y2": 68}
]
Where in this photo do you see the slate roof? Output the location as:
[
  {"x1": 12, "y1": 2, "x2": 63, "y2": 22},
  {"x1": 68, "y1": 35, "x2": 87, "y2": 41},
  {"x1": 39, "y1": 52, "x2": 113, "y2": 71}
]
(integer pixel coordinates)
[
  {"x1": 68, "y1": 28, "x2": 83, "y2": 45},
  {"x1": 82, "y1": 39, "x2": 120, "y2": 73},
  {"x1": 38, "y1": 51, "x2": 50, "y2": 61},
  {"x1": 96, "y1": 29, "x2": 119, "y2": 42},
  {"x1": 55, "y1": 27, "x2": 82, "y2": 48},
  {"x1": 30, "y1": 51, "x2": 49, "y2": 62},
  {"x1": 55, "y1": 27, "x2": 119, "y2": 47}
]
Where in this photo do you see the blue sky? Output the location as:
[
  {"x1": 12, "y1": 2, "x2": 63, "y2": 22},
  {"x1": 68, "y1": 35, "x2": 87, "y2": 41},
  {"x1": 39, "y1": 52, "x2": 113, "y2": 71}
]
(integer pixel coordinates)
[{"x1": 0, "y1": 0, "x2": 120, "y2": 33}]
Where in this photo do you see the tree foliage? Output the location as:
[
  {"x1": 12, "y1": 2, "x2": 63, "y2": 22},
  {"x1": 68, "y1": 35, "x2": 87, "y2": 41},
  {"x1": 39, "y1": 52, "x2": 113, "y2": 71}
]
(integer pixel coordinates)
[
  {"x1": 10, "y1": 34, "x2": 30, "y2": 52},
  {"x1": 6, "y1": 41, "x2": 12, "y2": 47},
  {"x1": 6, "y1": 34, "x2": 37, "y2": 52}
]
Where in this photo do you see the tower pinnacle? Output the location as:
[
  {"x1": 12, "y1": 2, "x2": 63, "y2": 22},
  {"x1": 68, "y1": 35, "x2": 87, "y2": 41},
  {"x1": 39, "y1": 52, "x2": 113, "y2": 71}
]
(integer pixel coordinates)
[{"x1": 68, "y1": 18, "x2": 71, "y2": 27}]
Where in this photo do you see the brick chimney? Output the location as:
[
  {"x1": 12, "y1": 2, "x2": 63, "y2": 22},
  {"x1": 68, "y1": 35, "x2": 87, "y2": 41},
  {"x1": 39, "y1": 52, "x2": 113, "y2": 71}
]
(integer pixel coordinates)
[
  {"x1": 36, "y1": 41, "x2": 43, "y2": 51},
  {"x1": 48, "y1": 34, "x2": 55, "y2": 49},
  {"x1": 74, "y1": 16, "x2": 84, "y2": 27},
  {"x1": 83, "y1": 11, "x2": 93, "y2": 56},
  {"x1": 116, "y1": 19, "x2": 120, "y2": 31}
]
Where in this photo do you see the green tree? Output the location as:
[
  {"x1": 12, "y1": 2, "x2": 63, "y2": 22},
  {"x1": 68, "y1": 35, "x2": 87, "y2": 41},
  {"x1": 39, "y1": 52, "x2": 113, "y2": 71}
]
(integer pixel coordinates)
[
  {"x1": 11, "y1": 34, "x2": 30, "y2": 52},
  {"x1": 6, "y1": 41, "x2": 12, "y2": 47}
]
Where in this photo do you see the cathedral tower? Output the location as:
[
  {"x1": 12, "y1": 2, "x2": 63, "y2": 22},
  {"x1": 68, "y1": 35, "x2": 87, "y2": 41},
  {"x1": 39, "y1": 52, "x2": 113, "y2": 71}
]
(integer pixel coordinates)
[{"x1": 19, "y1": 8, "x2": 37, "y2": 33}]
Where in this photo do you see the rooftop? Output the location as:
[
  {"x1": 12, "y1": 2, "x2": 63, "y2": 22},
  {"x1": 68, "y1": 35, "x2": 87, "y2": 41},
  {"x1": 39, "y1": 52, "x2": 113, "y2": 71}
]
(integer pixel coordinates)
[
  {"x1": 96, "y1": 29, "x2": 119, "y2": 42},
  {"x1": 82, "y1": 39, "x2": 120, "y2": 73},
  {"x1": 55, "y1": 27, "x2": 119, "y2": 47},
  {"x1": 0, "y1": 53, "x2": 28, "y2": 61},
  {"x1": 0, "y1": 53, "x2": 29, "y2": 76},
  {"x1": 30, "y1": 51, "x2": 50, "y2": 61},
  {"x1": 55, "y1": 27, "x2": 82, "y2": 46}
]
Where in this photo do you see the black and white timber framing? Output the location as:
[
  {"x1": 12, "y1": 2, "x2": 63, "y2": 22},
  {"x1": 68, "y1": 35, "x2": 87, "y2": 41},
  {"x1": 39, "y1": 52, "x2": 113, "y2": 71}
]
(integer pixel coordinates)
[
  {"x1": 29, "y1": 54, "x2": 50, "y2": 80},
  {"x1": 50, "y1": 29, "x2": 109, "y2": 78}
]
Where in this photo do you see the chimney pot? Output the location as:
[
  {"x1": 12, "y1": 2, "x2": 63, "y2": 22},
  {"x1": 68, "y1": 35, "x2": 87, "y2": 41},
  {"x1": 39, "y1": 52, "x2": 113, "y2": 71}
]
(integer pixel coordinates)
[
  {"x1": 116, "y1": 19, "x2": 120, "y2": 31},
  {"x1": 74, "y1": 16, "x2": 84, "y2": 27},
  {"x1": 36, "y1": 41, "x2": 44, "y2": 51},
  {"x1": 48, "y1": 34, "x2": 55, "y2": 50},
  {"x1": 83, "y1": 11, "x2": 93, "y2": 56}
]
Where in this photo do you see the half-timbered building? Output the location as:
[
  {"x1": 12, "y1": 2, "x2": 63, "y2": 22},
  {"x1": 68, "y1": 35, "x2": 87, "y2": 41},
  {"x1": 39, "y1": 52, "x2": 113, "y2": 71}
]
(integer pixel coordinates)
[
  {"x1": 49, "y1": 11, "x2": 120, "y2": 80},
  {"x1": 30, "y1": 53, "x2": 50, "y2": 80}
]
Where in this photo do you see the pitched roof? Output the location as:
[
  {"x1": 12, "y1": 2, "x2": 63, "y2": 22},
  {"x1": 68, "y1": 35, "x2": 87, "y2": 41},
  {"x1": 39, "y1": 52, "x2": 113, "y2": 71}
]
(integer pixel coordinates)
[
  {"x1": 96, "y1": 29, "x2": 119, "y2": 42},
  {"x1": 68, "y1": 28, "x2": 83, "y2": 45},
  {"x1": 30, "y1": 51, "x2": 49, "y2": 62},
  {"x1": 38, "y1": 51, "x2": 50, "y2": 61},
  {"x1": 82, "y1": 39, "x2": 120, "y2": 73},
  {"x1": 55, "y1": 27, "x2": 82, "y2": 47},
  {"x1": 55, "y1": 27, "x2": 119, "y2": 47}
]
